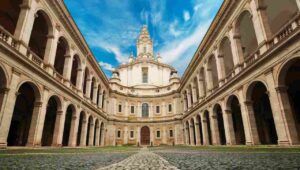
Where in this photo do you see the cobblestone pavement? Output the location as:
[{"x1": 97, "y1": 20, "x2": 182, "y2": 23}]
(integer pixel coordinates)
[
  {"x1": 0, "y1": 150, "x2": 134, "y2": 170},
  {"x1": 154, "y1": 148, "x2": 300, "y2": 170},
  {"x1": 98, "y1": 147, "x2": 179, "y2": 170}
]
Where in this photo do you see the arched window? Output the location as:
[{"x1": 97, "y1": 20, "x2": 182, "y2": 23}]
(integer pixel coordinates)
[{"x1": 142, "y1": 103, "x2": 149, "y2": 117}]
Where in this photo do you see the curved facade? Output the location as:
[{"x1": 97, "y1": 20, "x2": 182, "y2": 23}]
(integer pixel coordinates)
[{"x1": 0, "y1": 0, "x2": 299, "y2": 147}]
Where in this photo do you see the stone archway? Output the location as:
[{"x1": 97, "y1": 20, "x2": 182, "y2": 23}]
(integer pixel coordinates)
[{"x1": 140, "y1": 126, "x2": 150, "y2": 145}]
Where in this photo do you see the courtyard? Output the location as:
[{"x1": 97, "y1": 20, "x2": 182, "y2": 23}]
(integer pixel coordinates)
[{"x1": 0, "y1": 146, "x2": 300, "y2": 170}]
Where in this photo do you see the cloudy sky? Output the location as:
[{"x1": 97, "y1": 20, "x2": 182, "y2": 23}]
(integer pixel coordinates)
[{"x1": 64, "y1": 0, "x2": 223, "y2": 77}]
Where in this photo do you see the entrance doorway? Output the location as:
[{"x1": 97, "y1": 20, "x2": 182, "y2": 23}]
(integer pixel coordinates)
[{"x1": 140, "y1": 126, "x2": 150, "y2": 145}]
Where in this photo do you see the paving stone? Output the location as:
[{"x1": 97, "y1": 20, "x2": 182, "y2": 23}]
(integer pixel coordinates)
[{"x1": 98, "y1": 147, "x2": 178, "y2": 170}]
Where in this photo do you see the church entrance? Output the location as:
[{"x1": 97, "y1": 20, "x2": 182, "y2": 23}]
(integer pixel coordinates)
[{"x1": 140, "y1": 126, "x2": 150, "y2": 145}]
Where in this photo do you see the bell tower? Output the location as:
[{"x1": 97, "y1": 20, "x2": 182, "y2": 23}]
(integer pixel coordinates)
[{"x1": 137, "y1": 25, "x2": 154, "y2": 59}]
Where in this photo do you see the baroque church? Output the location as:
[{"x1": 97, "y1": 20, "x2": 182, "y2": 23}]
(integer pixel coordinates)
[{"x1": 0, "y1": 0, "x2": 300, "y2": 148}]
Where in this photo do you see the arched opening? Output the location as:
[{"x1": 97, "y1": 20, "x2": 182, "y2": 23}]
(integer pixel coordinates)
[
  {"x1": 0, "y1": 67, "x2": 7, "y2": 113},
  {"x1": 185, "y1": 121, "x2": 190, "y2": 144},
  {"x1": 262, "y1": 0, "x2": 298, "y2": 36},
  {"x1": 76, "y1": 111, "x2": 85, "y2": 146},
  {"x1": 236, "y1": 11, "x2": 258, "y2": 59},
  {"x1": 62, "y1": 105, "x2": 75, "y2": 146},
  {"x1": 54, "y1": 37, "x2": 69, "y2": 75},
  {"x1": 140, "y1": 126, "x2": 150, "y2": 145},
  {"x1": 248, "y1": 81, "x2": 277, "y2": 144},
  {"x1": 219, "y1": 37, "x2": 234, "y2": 77},
  {"x1": 41, "y1": 96, "x2": 61, "y2": 146},
  {"x1": 94, "y1": 119, "x2": 99, "y2": 145},
  {"x1": 214, "y1": 104, "x2": 226, "y2": 145},
  {"x1": 227, "y1": 95, "x2": 246, "y2": 145},
  {"x1": 208, "y1": 55, "x2": 219, "y2": 89},
  {"x1": 8, "y1": 82, "x2": 40, "y2": 146},
  {"x1": 191, "y1": 119, "x2": 196, "y2": 145},
  {"x1": 196, "y1": 115, "x2": 203, "y2": 145},
  {"x1": 90, "y1": 77, "x2": 96, "y2": 100},
  {"x1": 86, "y1": 116, "x2": 93, "y2": 146},
  {"x1": 70, "y1": 55, "x2": 80, "y2": 86},
  {"x1": 83, "y1": 68, "x2": 89, "y2": 95},
  {"x1": 142, "y1": 103, "x2": 149, "y2": 117},
  {"x1": 279, "y1": 58, "x2": 300, "y2": 141},
  {"x1": 204, "y1": 110, "x2": 212, "y2": 145},
  {"x1": 0, "y1": 0, "x2": 22, "y2": 34},
  {"x1": 28, "y1": 10, "x2": 52, "y2": 60}
]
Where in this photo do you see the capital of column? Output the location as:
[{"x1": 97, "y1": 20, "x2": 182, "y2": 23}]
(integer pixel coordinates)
[{"x1": 34, "y1": 101, "x2": 43, "y2": 107}]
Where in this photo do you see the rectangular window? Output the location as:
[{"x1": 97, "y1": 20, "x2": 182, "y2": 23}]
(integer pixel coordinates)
[
  {"x1": 156, "y1": 106, "x2": 160, "y2": 114},
  {"x1": 131, "y1": 106, "x2": 135, "y2": 114},
  {"x1": 118, "y1": 104, "x2": 122, "y2": 112},
  {"x1": 168, "y1": 104, "x2": 172, "y2": 112},
  {"x1": 130, "y1": 131, "x2": 134, "y2": 138},
  {"x1": 156, "y1": 131, "x2": 161, "y2": 138},
  {"x1": 169, "y1": 130, "x2": 173, "y2": 137},
  {"x1": 143, "y1": 46, "x2": 147, "y2": 53},
  {"x1": 142, "y1": 67, "x2": 148, "y2": 83},
  {"x1": 117, "y1": 130, "x2": 121, "y2": 138}
]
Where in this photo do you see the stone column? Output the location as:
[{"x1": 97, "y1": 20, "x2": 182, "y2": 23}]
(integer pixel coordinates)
[
  {"x1": 80, "y1": 118, "x2": 88, "y2": 146},
  {"x1": 0, "y1": 70, "x2": 20, "y2": 147},
  {"x1": 52, "y1": 109, "x2": 65, "y2": 147},
  {"x1": 98, "y1": 92, "x2": 103, "y2": 108},
  {"x1": 249, "y1": 0, "x2": 272, "y2": 53},
  {"x1": 201, "y1": 114, "x2": 210, "y2": 145},
  {"x1": 264, "y1": 71, "x2": 293, "y2": 145},
  {"x1": 184, "y1": 124, "x2": 189, "y2": 145},
  {"x1": 191, "y1": 83, "x2": 198, "y2": 104},
  {"x1": 26, "y1": 104, "x2": 44, "y2": 146},
  {"x1": 100, "y1": 126, "x2": 105, "y2": 146},
  {"x1": 30, "y1": 88, "x2": 50, "y2": 146},
  {"x1": 63, "y1": 54, "x2": 74, "y2": 84},
  {"x1": 85, "y1": 78, "x2": 92, "y2": 98},
  {"x1": 92, "y1": 84, "x2": 98, "y2": 104},
  {"x1": 76, "y1": 68, "x2": 84, "y2": 91},
  {"x1": 215, "y1": 50, "x2": 225, "y2": 85},
  {"x1": 197, "y1": 74, "x2": 205, "y2": 99},
  {"x1": 162, "y1": 126, "x2": 167, "y2": 144},
  {"x1": 222, "y1": 108, "x2": 236, "y2": 145},
  {"x1": 182, "y1": 94, "x2": 187, "y2": 111},
  {"x1": 186, "y1": 89, "x2": 192, "y2": 109},
  {"x1": 209, "y1": 108, "x2": 220, "y2": 145},
  {"x1": 276, "y1": 86, "x2": 299, "y2": 144},
  {"x1": 14, "y1": 2, "x2": 36, "y2": 51},
  {"x1": 44, "y1": 34, "x2": 59, "y2": 74},
  {"x1": 205, "y1": 63, "x2": 213, "y2": 94},
  {"x1": 229, "y1": 28, "x2": 243, "y2": 73},
  {"x1": 68, "y1": 111, "x2": 79, "y2": 147},
  {"x1": 124, "y1": 126, "x2": 128, "y2": 145},
  {"x1": 137, "y1": 127, "x2": 140, "y2": 145},
  {"x1": 194, "y1": 116, "x2": 201, "y2": 146},
  {"x1": 95, "y1": 123, "x2": 100, "y2": 146},
  {"x1": 189, "y1": 120, "x2": 195, "y2": 146},
  {"x1": 88, "y1": 119, "x2": 95, "y2": 146}
]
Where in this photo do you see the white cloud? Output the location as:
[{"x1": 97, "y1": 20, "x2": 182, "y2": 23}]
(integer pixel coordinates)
[
  {"x1": 169, "y1": 20, "x2": 182, "y2": 37},
  {"x1": 183, "y1": 11, "x2": 191, "y2": 21},
  {"x1": 99, "y1": 61, "x2": 115, "y2": 71},
  {"x1": 160, "y1": 20, "x2": 212, "y2": 65}
]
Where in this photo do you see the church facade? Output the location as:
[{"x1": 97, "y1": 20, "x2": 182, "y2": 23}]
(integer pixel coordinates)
[{"x1": 0, "y1": 0, "x2": 299, "y2": 148}]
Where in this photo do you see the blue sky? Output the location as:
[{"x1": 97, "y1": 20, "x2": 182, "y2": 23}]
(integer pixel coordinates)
[{"x1": 64, "y1": 0, "x2": 223, "y2": 77}]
